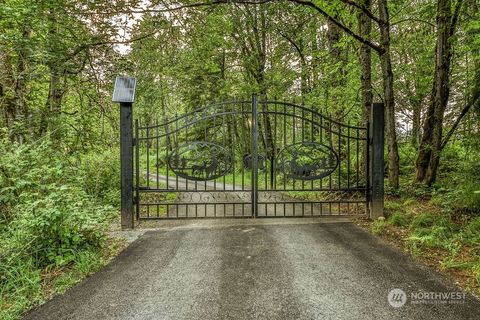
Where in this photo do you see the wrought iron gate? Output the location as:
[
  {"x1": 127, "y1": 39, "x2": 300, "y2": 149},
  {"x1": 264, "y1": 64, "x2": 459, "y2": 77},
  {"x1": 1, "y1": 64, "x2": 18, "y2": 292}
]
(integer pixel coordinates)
[{"x1": 132, "y1": 95, "x2": 373, "y2": 220}]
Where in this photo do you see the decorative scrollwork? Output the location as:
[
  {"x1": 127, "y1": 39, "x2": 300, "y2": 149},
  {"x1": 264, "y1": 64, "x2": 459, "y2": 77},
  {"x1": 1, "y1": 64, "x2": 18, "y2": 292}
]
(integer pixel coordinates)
[
  {"x1": 276, "y1": 142, "x2": 338, "y2": 180},
  {"x1": 168, "y1": 141, "x2": 232, "y2": 181},
  {"x1": 175, "y1": 191, "x2": 251, "y2": 203}
]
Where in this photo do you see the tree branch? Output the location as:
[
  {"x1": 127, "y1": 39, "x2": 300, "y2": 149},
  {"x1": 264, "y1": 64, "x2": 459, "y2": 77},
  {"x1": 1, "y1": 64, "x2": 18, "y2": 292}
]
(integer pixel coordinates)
[
  {"x1": 449, "y1": 0, "x2": 463, "y2": 37},
  {"x1": 288, "y1": 0, "x2": 385, "y2": 54},
  {"x1": 65, "y1": 30, "x2": 159, "y2": 61},
  {"x1": 340, "y1": 0, "x2": 382, "y2": 24},
  {"x1": 441, "y1": 91, "x2": 480, "y2": 150},
  {"x1": 278, "y1": 32, "x2": 306, "y2": 65},
  {"x1": 391, "y1": 18, "x2": 435, "y2": 28},
  {"x1": 90, "y1": 0, "x2": 273, "y2": 15}
]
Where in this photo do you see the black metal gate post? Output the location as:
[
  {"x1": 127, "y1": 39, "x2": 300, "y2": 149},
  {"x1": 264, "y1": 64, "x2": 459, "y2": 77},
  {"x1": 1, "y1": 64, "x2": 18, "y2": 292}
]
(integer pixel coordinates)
[
  {"x1": 120, "y1": 102, "x2": 134, "y2": 229},
  {"x1": 251, "y1": 94, "x2": 259, "y2": 218},
  {"x1": 112, "y1": 77, "x2": 137, "y2": 229},
  {"x1": 369, "y1": 102, "x2": 385, "y2": 219}
]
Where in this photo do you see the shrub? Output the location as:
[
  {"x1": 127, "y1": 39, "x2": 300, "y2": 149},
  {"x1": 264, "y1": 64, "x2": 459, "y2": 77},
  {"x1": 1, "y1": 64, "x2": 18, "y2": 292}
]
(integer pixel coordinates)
[
  {"x1": 0, "y1": 140, "x2": 118, "y2": 318},
  {"x1": 77, "y1": 149, "x2": 120, "y2": 207}
]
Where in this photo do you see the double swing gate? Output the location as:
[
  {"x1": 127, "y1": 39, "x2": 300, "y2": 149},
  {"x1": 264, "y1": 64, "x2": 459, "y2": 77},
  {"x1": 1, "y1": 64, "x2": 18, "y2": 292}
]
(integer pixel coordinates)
[{"x1": 126, "y1": 95, "x2": 384, "y2": 223}]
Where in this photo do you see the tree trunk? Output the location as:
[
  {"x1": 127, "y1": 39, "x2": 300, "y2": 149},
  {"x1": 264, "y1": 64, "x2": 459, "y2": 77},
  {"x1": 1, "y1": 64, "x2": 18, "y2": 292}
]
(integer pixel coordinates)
[
  {"x1": 411, "y1": 98, "x2": 421, "y2": 147},
  {"x1": 416, "y1": 0, "x2": 462, "y2": 185},
  {"x1": 45, "y1": 9, "x2": 65, "y2": 140},
  {"x1": 378, "y1": 0, "x2": 400, "y2": 189},
  {"x1": 0, "y1": 50, "x2": 17, "y2": 139},
  {"x1": 358, "y1": 0, "x2": 372, "y2": 126},
  {"x1": 358, "y1": 0, "x2": 372, "y2": 179}
]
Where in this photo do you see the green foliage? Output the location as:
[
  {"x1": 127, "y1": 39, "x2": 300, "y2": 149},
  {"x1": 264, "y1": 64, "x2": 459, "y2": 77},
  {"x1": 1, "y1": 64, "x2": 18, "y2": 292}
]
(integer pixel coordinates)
[
  {"x1": 388, "y1": 211, "x2": 412, "y2": 227},
  {"x1": 410, "y1": 213, "x2": 436, "y2": 229},
  {"x1": 372, "y1": 218, "x2": 387, "y2": 235},
  {"x1": 78, "y1": 149, "x2": 120, "y2": 207},
  {"x1": 0, "y1": 140, "x2": 118, "y2": 319},
  {"x1": 432, "y1": 149, "x2": 480, "y2": 216}
]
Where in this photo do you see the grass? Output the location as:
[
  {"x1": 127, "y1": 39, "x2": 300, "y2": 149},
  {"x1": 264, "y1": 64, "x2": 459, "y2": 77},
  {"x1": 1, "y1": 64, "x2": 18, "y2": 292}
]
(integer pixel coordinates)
[{"x1": 0, "y1": 238, "x2": 125, "y2": 320}]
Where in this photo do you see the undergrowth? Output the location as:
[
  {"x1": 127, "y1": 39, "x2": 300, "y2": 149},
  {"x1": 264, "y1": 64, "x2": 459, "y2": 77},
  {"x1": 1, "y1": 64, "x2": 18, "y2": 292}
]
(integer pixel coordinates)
[{"x1": 0, "y1": 140, "x2": 121, "y2": 319}]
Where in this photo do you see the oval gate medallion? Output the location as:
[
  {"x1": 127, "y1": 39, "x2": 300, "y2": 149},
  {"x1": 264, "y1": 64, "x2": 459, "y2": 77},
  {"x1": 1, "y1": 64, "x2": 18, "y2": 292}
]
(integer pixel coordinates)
[
  {"x1": 168, "y1": 141, "x2": 232, "y2": 181},
  {"x1": 276, "y1": 142, "x2": 338, "y2": 180}
]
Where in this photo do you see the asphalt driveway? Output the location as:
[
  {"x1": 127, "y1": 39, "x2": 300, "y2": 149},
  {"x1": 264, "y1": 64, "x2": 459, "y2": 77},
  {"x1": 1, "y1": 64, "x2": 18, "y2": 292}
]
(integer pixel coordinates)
[{"x1": 24, "y1": 219, "x2": 480, "y2": 320}]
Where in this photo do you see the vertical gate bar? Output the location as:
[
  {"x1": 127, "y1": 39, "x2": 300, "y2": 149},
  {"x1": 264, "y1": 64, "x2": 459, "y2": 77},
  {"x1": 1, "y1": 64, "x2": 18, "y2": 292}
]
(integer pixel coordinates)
[
  {"x1": 213, "y1": 109, "x2": 217, "y2": 191},
  {"x1": 356, "y1": 128, "x2": 360, "y2": 188},
  {"x1": 370, "y1": 102, "x2": 385, "y2": 219},
  {"x1": 241, "y1": 101, "x2": 245, "y2": 191},
  {"x1": 240, "y1": 100, "x2": 247, "y2": 190},
  {"x1": 273, "y1": 98, "x2": 278, "y2": 193},
  {"x1": 265, "y1": 112, "x2": 268, "y2": 191},
  {"x1": 174, "y1": 113, "x2": 178, "y2": 192},
  {"x1": 366, "y1": 116, "x2": 371, "y2": 215},
  {"x1": 175, "y1": 113, "x2": 178, "y2": 218},
  {"x1": 204, "y1": 109, "x2": 207, "y2": 192},
  {"x1": 338, "y1": 125, "x2": 341, "y2": 190},
  {"x1": 165, "y1": 120, "x2": 170, "y2": 190},
  {"x1": 146, "y1": 127, "x2": 150, "y2": 189},
  {"x1": 185, "y1": 116, "x2": 188, "y2": 191},
  {"x1": 320, "y1": 117, "x2": 323, "y2": 190},
  {"x1": 232, "y1": 104, "x2": 236, "y2": 190},
  {"x1": 292, "y1": 101, "x2": 296, "y2": 190},
  {"x1": 222, "y1": 102, "x2": 226, "y2": 196},
  {"x1": 347, "y1": 124, "x2": 351, "y2": 189},
  {"x1": 146, "y1": 126, "x2": 150, "y2": 218},
  {"x1": 263, "y1": 101, "x2": 268, "y2": 192},
  {"x1": 311, "y1": 110, "x2": 314, "y2": 191},
  {"x1": 283, "y1": 101, "x2": 287, "y2": 191},
  {"x1": 251, "y1": 94, "x2": 259, "y2": 218},
  {"x1": 301, "y1": 104, "x2": 305, "y2": 191},
  {"x1": 156, "y1": 123, "x2": 159, "y2": 190},
  {"x1": 329, "y1": 120, "x2": 333, "y2": 190}
]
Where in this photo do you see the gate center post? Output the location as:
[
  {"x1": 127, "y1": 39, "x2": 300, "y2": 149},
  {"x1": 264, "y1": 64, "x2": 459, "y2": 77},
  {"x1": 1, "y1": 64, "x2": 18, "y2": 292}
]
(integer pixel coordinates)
[{"x1": 251, "y1": 94, "x2": 259, "y2": 218}]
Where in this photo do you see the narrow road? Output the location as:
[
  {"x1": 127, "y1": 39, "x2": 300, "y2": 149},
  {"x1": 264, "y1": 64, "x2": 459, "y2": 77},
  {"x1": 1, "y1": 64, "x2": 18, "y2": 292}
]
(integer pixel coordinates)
[{"x1": 24, "y1": 220, "x2": 480, "y2": 320}]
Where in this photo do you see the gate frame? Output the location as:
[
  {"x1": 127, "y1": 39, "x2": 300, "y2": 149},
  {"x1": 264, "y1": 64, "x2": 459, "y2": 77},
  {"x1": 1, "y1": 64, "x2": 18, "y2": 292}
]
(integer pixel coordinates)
[{"x1": 118, "y1": 93, "x2": 384, "y2": 229}]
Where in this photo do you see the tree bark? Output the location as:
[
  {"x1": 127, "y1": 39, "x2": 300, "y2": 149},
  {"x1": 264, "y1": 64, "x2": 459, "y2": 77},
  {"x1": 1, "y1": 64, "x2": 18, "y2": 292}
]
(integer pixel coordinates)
[
  {"x1": 358, "y1": 0, "x2": 372, "y2": 126},
  {"x1": 378, "y1": 0, "x2": 399, "y2": 189},
  {"x1": 415, "y1": 0, "x2": 463, "y2": 185}
]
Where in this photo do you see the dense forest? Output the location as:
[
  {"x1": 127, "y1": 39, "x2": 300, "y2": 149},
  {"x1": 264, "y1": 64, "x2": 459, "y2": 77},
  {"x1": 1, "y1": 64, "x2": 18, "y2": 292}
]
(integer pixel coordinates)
[{"x1": 1, "y1": 0, "x2": 479, "y2": 318}]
